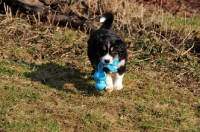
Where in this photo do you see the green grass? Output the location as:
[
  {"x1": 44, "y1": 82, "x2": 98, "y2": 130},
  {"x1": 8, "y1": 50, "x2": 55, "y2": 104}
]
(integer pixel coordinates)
[
  {"x1": 0, "y1": 58, "x2": 199, "y2": 131},
  {"x1": 0, "y1": 4, "x2": 200, "y2": 132},
  {"x1": 165, "y1": 14, "x2": 200, "y2": 31}
]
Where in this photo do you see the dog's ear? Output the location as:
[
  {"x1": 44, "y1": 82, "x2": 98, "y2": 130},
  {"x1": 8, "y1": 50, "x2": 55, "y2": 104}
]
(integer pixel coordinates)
[
  {"x1": 115, "y1": 39, "x2": 126, "y2": 49},
  {"x1": 96, "y1": 34, "x2": 103, "y2": 43},
  {"x1": 95, "y1": 35, "x2": 103, "y2": 53},
  {"x1": 115, "y1": 39, "x2": 126, "y2": 56}
]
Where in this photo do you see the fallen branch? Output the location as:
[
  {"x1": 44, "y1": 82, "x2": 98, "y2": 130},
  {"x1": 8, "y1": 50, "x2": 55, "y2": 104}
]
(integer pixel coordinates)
[
  {"x1": 153, "y1": 31, "x2": 179, "y2": 54},
  {"x1": 181, "y1": 42, "x2": 195, "y2": 56},
  {"x1": 1, "y1": 0, "x2": 99, "y2": 33}
]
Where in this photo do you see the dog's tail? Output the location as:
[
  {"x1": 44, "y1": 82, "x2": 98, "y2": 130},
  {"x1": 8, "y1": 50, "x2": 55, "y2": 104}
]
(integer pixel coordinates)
[{"x1": 99, "y1": 12, "x2": 114, "y2": 30}]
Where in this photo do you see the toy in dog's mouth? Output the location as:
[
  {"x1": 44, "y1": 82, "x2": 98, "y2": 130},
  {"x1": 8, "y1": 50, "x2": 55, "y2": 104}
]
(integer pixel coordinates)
[
  {"x1": 94, "y1": 58, "x2": 119, "y2": 90},
  {"x1": 101, "y1": 58, "x2": 119, "y2": 72}
]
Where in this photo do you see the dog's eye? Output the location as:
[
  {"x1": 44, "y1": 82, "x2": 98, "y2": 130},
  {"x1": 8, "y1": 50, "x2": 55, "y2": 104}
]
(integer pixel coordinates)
[
  {"x1": 110, "y1": 47, "x2": 117, "y2": 53},
  {"x1": 103, "y1": 46, "x2": 106, "y2": 51},
  {"x1": 110, "y1": 47, "x2": 114, "y2": 52}
]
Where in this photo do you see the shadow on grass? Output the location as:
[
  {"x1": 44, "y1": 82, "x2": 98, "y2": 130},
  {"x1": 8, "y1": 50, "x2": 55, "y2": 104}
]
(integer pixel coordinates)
[{"x1": 24, "y1": 62, "x2": 101, "y2": 96}]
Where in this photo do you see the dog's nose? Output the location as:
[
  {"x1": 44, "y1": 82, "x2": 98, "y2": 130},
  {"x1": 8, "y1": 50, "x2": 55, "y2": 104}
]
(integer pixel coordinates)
[{"x1": 104, "y1": 59, "x2": 110, "y2": 63}]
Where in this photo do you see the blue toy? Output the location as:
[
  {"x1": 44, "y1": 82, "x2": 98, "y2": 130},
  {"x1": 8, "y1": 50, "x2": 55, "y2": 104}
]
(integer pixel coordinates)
[{"x1": 94, "y1": 58, "x2": 119, "y2": 90}]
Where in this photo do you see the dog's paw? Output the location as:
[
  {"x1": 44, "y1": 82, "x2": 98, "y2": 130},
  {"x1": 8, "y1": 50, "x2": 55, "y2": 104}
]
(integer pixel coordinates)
[
  {"x1": 113, "y1": 82, "x2": 123, "y2": 90},
  {"x1": 106, "y1": 87, "x2": 114, "y2": 92}
]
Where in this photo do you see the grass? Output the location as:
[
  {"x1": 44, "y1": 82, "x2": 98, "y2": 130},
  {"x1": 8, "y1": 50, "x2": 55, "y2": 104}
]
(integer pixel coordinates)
[{"x1": 0, "y1": 0, "x2": 200, "y2": 131}]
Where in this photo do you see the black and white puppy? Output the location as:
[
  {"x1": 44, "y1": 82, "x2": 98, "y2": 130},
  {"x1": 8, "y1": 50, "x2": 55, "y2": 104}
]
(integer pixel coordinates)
[{"x1": 87, "y1": 12, "x2": 127, "y2": 92}]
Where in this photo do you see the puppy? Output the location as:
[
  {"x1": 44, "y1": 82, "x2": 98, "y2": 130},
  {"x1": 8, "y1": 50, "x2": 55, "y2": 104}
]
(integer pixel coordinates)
[{"x1": 87, "y1": 12, "x2": 127, "y2": 92}]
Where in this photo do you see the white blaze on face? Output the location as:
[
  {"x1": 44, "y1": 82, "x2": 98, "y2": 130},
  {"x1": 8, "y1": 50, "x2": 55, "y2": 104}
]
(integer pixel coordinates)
[
  {"x1": 101, "y1": 42, "x2": 113, "y2": 64},
  {"x1": 101, "y1": 53, "x2": 113, "y2": 64}
]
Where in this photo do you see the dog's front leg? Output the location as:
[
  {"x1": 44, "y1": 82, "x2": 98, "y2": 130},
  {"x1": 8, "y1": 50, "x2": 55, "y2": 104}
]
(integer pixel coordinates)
[
  {"x1": 106, "y1": 73, "x2": 114, "y2": 92},
  {"x1": 113, "y1": 72, "x2": 124, "y2": 90}
]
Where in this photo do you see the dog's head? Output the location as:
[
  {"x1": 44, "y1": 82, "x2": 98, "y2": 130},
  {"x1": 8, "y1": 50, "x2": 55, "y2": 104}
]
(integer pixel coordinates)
[{"x1": 97, "y1": 34, "x2": 126, "y2": 64}]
